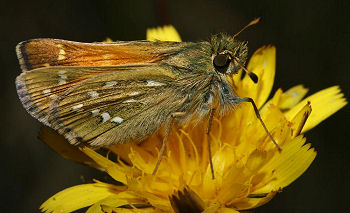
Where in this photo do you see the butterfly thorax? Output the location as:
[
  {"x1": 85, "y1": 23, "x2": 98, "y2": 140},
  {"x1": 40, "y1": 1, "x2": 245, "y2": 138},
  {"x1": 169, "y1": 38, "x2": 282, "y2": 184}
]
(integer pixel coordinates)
[{"x1": 160, "y1": 33, "x2": 248, "y2": 120}]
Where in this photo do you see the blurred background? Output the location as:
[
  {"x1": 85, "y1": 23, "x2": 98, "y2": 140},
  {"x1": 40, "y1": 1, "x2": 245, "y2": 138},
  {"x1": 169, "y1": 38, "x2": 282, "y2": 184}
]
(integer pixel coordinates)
[{"x1": 1, "y1": 0, "x2": 349, "y2": 212}]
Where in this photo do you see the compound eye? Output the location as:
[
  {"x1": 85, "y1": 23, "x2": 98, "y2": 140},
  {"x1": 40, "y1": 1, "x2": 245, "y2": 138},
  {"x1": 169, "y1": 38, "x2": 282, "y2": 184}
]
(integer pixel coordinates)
[{"x1": 213, "y1": 53, "x2": 231, "y2": 73}]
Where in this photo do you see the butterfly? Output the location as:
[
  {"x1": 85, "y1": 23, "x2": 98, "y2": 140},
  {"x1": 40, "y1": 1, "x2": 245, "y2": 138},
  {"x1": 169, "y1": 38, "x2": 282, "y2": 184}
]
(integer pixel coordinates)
[{"x1": 16, "y1": 19, "x2": 280, "y2": 178}]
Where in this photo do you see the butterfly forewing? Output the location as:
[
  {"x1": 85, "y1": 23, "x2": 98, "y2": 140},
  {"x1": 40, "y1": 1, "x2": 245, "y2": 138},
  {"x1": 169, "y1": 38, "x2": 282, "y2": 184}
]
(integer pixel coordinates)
[
  {"x1": 49, "y1": 66, "x2": 188, "y2": 146},
  {"x1": 17, "y1": 39, "x2": 185, "y2": 71},
  {"x1": 16, "y1": 38, "x2": 196, "y2": 126}
]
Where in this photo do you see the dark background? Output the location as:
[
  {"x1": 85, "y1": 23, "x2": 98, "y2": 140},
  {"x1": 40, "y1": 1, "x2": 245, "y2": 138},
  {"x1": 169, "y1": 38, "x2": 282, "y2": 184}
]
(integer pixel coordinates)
[{"x1": 1, "y1": 0, "x2": 349, "y2": 212}]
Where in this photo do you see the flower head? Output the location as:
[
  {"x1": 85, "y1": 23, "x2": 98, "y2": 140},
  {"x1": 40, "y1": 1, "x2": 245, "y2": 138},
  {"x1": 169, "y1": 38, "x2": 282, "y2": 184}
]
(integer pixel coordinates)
[{"x1": 40, "y1": 26, "x2": 347, "y2": 213}]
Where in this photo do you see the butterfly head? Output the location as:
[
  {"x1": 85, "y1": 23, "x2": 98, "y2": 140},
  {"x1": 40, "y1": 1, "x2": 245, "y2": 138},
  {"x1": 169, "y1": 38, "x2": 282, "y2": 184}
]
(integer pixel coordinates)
[
  {"x1": 210, "y1": 33, "x2": 257, "y2": 83},
  {"x1": 210, "y1": 33, "x2": 248, "y2": 74}
]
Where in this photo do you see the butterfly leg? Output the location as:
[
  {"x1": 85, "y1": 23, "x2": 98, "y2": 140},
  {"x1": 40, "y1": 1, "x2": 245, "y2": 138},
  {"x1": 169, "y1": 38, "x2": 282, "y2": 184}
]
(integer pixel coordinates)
[
  {"x1": 229, "y1": 97, "x2": 281, "y2": 151},
  {"x1": 152, "y1": 112, "x2": 186, "y2": 176},
  {"x1": 206, "y1": 107, "x2": 216, "y2": 179}
]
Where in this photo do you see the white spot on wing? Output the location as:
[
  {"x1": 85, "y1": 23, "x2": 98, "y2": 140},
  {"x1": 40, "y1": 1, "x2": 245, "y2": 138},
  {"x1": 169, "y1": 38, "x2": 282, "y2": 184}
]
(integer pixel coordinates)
[
  {"x1": 49, "y1": 94, "x2": 58, "y2": 99},
  {"x1": 146, "y1": 80, "x2": 165, "y2": 86},
  {"x1": 103, "y1": 81, "x2": 118, "y2": 87},
  {"x1": 58, "y1": 70, "x2": 66, "y2": 74},
  {"x1": 91, "y1": 109, "x2": 100, "y2": 115},
  {"x1": 100, "y1": 61, "x2": 112, "y2": 66},
  {"x1": 101, "y1": 112, "x2": 110, "y2": 123},
  {"x1": 59, "y1": 49, "x2": 66, "y2": 55},
  {"x1": 58, "y1": 80, "x2": 66, "y2": 85},
  {"x1": 88, "y1": 91, "x2": 99, "y2": 98},
  {"x1": 42, "y1": 89, "x2": 51, "y2": 94},
  {"x1": 59, "y1": 74, "x2": 67, "y2": 79},
  {"x1": 123, "y1": 99, "x2": 137, "y2": 103},
  {"x1": 72, "y1": 104, "x2": 83, "y2": 110},
  {"x1": 129, "y1": 92, "x2": 140, "y2": 96},
  {"x1": 57, "y1": 55, "x2": 66, "y2": 60},
  {"x1": 102, "y1": 54, "x2": 114, "y2": 59},
  {"x1": 111, "y1": 116, "x2": 123, "y2": 124},
  {"x1": 57, "y1": 47, "x2": 66, "y2": 60}
]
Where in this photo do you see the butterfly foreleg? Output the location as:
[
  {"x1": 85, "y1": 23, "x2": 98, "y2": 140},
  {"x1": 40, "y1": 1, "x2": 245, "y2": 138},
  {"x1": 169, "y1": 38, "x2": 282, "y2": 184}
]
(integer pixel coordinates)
[
  {"x1": 206, "y1": 107, "x2": 216, "y2": 179},
  {"x1": 229, "y1": 97, "x2": 281, "y2": 151},
  {"x1": 152, "y1": 111, "x2": 187, "y2": 176}
]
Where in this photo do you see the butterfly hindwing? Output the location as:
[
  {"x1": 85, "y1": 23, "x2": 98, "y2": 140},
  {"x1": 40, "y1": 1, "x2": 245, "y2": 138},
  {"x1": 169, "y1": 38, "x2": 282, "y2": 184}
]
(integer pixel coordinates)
[
  {"x1": 16, "y1": 65, "x2": 149, "y2": 126},
  {"x1": 49, "y1": 65, "x2": 188, "y2": 146}
]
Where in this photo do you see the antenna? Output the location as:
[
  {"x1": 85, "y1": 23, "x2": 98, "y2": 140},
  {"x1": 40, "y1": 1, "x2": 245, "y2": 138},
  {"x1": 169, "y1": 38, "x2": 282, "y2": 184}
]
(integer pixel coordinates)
[
  {"x1": 232, "y1": 56, "x2": 281, "y2": 151},
  {"x1": 232, "y1": 55, "x2": 259, "y2": 83},
  {"x1": 233, "y1": 17, "x2": 261, "y2": 38}
]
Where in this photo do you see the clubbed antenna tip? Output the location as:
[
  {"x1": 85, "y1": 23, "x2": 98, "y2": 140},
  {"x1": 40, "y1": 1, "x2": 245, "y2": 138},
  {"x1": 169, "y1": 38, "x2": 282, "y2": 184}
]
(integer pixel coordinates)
[{"x1": 234, "y1": 17, "x2": 261, "y2": 38}]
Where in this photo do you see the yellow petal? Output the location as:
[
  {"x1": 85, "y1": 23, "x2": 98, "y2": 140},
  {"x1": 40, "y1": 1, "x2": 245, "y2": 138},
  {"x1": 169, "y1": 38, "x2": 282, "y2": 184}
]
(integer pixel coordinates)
[
  {"x1": 103, "y1": 37, "x2": 113, "y2": 43},
  {"x1": 41, "y1": 183, "x2": 122, "y2": 213},
  {"x1": 217, "y1": 182, "x2": 248, "y2": 204},
  {"x1": 285, "y1": 86, "x2": 347, "y2": 132},
  {"x1": 81, "y1": 147, "x2": 127, "y2": 184},
  {"x1": 252, "y1": 136, "x2": 316, "y2": 194},
  {"x1": 86, "y1": 192, "x2": 144, "y2": 213},
  {"x1": 233, "y1": 191, "x2": 276, "y2": 210},
  {"x1": 128, "y1": 146, "x2": 155, "y2": 174},
  {"x1": 246, "y1": 150, "x2": 267, "y2": 172},
  {"x1": 202, "y1": 203, "x2": 220, "y2": 213},
  {"x1": 278, "y1": 85, "x2": 309, "y2": 110},
  {"x1": 104, "y1": 208, "x2": 157, "y2": 213},
  {"x1": 290, "y1": 102, "x2": 312, "y2": 138},
  {"x1": 234, "y1": 46, "x2": 276, "y2": 108},
  {"x1": 217, "y1": 208, "x2": 240, "y2": 213},
  {"x1": 146, "y1": 25, "x2": 182, "y2": 42},
  {"x1": 267, "y1": 88, "x2": 283, "y2": 107}
]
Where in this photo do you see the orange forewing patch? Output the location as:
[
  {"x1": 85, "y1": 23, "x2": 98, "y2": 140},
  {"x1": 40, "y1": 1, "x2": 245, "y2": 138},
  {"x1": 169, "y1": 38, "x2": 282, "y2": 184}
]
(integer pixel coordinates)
[{"x1": 17, "y1": 39, "x2": 180, "y2": 71}]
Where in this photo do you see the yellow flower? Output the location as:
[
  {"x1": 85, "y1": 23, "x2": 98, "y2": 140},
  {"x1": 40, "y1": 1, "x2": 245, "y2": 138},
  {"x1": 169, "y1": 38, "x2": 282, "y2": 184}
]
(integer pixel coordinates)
[
  {"x1": 146, "y1": 25, "x2": 182, "y2": 42},
  {"x1": 40, "y1": 26, "x2": 347, "y2": 213}
]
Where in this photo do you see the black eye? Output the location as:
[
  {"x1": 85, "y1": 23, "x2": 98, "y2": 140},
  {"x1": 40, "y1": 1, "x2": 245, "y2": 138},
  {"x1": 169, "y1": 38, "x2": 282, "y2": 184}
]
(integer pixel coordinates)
[{"x1": 213, "y1": 53, "x2": 231, "y2": 73}]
